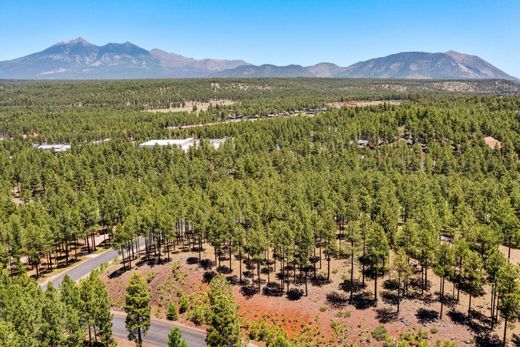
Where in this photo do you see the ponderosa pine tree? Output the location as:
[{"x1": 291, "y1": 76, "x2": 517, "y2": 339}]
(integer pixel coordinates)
[
  {"x1": 206, "y1": 275, "x2": 242, "y2": 347},
  {"x1": 167, "y1": 327, "x2": 188, "y2": 347},
  {"x1": 366, "y1": 222, "x2": 389, "y2": 306},
  {"x1": 60, "y1": 275, "x2": 85, "y2": 346},
  {"x1": 80, "y1": 270, "x2": 113, "y2": 345},
  {"x1": 392, "y1": 248, "x2": 413, "y2": 314},
  {"x1": 459, "y1": 250, "x2": 485, "y2": 321},
  {"x1": 498, "y1": 262, "x2": 520, "y2": 346},
  {"x1": 433, "y1": 243, "x2": 455, "y2": 319},
  {"x1": 124, "y1": 272, "x2": 151, "y2": 347}
]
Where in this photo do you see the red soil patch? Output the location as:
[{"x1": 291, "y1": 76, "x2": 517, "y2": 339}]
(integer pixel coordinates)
[{"x1": 103, "y1": 244, "x2": 520, "y2": 346}]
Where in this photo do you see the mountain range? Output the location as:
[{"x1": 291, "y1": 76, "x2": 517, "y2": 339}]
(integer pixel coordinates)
[{"x1": 0, "y1": 38, "x2": 517, "y2": 81}]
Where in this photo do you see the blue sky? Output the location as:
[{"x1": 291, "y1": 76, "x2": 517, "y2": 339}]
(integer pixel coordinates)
[{"x1": 1, "y1": 0, "x2": 519, "y2": 76}]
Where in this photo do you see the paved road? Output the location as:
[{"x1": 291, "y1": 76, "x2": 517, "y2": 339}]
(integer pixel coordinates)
[
  {"x1": 39, "y1": 237, "x2": 209, "y2": 346},
  {"x1": 113, "y1": 311, "x2": 207, "y2": 346},
  {"x1": 40, "y1": 247, "x2": 119, "y2": 289}
]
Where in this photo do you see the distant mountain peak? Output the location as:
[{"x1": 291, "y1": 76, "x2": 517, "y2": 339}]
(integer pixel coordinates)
[
  {"x1": 0, "y1": 39, "x2": 516, "y2": 80},
  {"x1": 55, "y1": 37, "x2": 93, "y2": 46}
]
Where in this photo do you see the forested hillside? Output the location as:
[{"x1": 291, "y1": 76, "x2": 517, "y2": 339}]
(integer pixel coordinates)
[{"x1": 0, "y1": 79, "x2": 519, "y2": 346}]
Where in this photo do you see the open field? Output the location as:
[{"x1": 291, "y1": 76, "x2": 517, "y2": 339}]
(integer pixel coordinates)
[{"x1": 146, "y1": 99, "x2": 236, "y2": 113}]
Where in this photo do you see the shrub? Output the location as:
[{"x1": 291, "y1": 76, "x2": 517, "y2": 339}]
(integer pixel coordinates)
[
  {"x1": 146, "y1": 270, "x2": 156, "y2": 283},
  {"x1": 371, "y1": 325, "x2": 388, "y2": 342},
  {"x1": 166, "y1": 302, "x2": 178, "y2": 321},
  {"x1": 179, "y1": 296, "x2": 189, "y2": 313}
]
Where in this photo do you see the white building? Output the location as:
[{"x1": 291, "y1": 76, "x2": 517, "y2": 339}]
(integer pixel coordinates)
[
  {"x1": 33, "y1": 144, "x2": 71, "y2": 152},
  {"x1": 138, "y1": 138, "x2": 227, "y2": 152}
]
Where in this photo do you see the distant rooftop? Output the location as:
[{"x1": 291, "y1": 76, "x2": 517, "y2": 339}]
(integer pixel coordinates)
[
  {"x1": 138, "y1": 138, "x2": 227, "y2": 151},
  {"x1": 33, "y1": 143, "x2": 71, "y2": 152},
  {"x1": 483, "y1": 136, "x2": 503, "y2": 150}
]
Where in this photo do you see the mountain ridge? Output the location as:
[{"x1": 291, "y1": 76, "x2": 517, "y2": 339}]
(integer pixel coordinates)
[{"x1": 0, "y1": 38, "x2": 517, "y2": 81}]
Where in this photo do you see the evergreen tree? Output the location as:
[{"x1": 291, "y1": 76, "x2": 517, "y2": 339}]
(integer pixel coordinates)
[
  {"x1": 433, "y1": 243, "x2": 455, "y2": 318},
  {"x1": 392, "y1": 249, "x2": 413, "y2": 314},
  {"x1": 167, "y1": 327, "x2": 188, "y2": 347},
  {"x1": 80, "y1": 270, "x2": 113, "y2": 345},
  {"x1": 366, "y1": 223, "x2": 389, "y2": 305},
  {"x1": 206, "y1": 275, "x2": 242, "y2": 347},
  {"x1": 124, "y1": 272, "x2": 151, "y2": 347},
  {"x1": 60, "y1": 275, "x2": 85, "y2": 347}
]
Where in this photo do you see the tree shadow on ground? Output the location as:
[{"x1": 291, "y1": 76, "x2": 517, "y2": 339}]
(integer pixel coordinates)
[
  {"x1": 326, "y1": 291, "x2": 349, "y2": 308},
  {"x1": 261, "y1": 266, "x2": 272, "y2": 275},
  {"x1": 469, "y1": 309, "x2": 493, "y2": 328},
  {"x1": 287, "y1": 288, "x2": 304, "y2": 301},
  {"x1": 243, "y1": 270, "x2": 254, "y2": 279},
  {"x1": 217, "y1": 265, "x2": 232, "y2": 274},
  {"x1": 409, "y1": 277, "x2": 431, "y2": 292},
  {"x1": 263, "y1": 282, "x2": 284, "y2": 297},
  {"x1": 381, "y1": 290, "x2": 399, "y2": 306},
  {"x1": 383, "y1": 279, "x2": 399, "y2": 290},
  {"x1": 475, "y1": 334, "x2": 502, "y2": 347},
  {"x1": 108, "y1": 266, "x2": 130, "y2": 279},
  {"x1": 416, "y1": 308, "x2": 439, "y2": 324},
  {"x1": 339, "y1": 279, "x2": 365, "y2": 293},
  {"x1": 376, "y1": 307, "x2": 398, "y2": 323},
  {"x1": 240, "y1": 285, "x2": 259, "y2": 298},
  {"x1": 310, "y1": 274, "x2": 331, "y2": 287},
  {"x1": 511, "y1": 334, "x2": 520, "y2": 347},
  {"x1": 186, "y1": 257, "x2": 199, "y2": 265},
  {"x1": 226, "y1": 275, "x2": 239, "y2": 285},
  {"x1": 447, "y1": 309, "x2": 489, "y2": 336},
  {"x1": 237, "y1": 278, "x2": 250, "y2": 286},
  {"x1": 351, "y1": 291, "x2": 376, "y2": 309},
  {"x1": 203, "y1": 271, "x2": 217, "y2": 283},
  {"x1": 200, "y1": 259, "x2": 214, "y2": 270}
]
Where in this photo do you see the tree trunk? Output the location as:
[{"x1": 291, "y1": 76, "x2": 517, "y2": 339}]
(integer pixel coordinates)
[
  {"x1": 374, "y1": 272, "x2": 378, "y2": 306},
  {"x1": 491, "y1": 281, "x2": 496, "y2": 329},
  {"x1": 305, "y1": 272, "x2": 308, "y2": 296},
  {"x1": 229, "y1": 245, "x2": 232, "y2": 270},
  {"x1": 503, "y1": 316, "x2": 508, "y2": 347},
  {"x1": 198, "y1": 235, "x2": 202, "y2": 261},
  {"x1": 468, "y1": 294, "x2": 472, "y2": 321},
  {"x1": 440, "y1": 276, "x2": 444, "y2": 319},
  {"x1": 397, "y1": 274, "x2": 400, "y2": 314},
  {"x1": 362, "y1": 240, "x2": 366, "y2": 286},
  {"x1": 327, "y1": 257, "x2": 331, "y2": 280},
  {"x1": 239, "y1": 249, "x2": 242, "y2": 283},
  {"x1": 257, "y1": 260, "x2": 261, "y2": 292}
]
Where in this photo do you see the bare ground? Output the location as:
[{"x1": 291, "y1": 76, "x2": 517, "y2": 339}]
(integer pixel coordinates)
[
  {"x1": 146, "y1": 99, "x2": 235, "y2": 113},
  {"x1": 102, "y1": 243, "x2": 520, "y2": 346}
]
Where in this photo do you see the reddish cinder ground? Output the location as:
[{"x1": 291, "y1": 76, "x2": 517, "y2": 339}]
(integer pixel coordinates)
[{"x1": 103, "y1": 243, "x2": 520, "y2": 346}]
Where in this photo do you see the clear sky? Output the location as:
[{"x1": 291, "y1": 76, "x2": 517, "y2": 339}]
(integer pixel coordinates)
[{"x1": 1, "y1": 0, "x2": 519, "y2": 76}]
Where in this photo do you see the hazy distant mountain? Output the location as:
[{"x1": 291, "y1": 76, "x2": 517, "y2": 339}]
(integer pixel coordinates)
[
  {"x1": 305, "y1": 63, "x2": 346, "y2": 77},
  {"x1": 0, "y1": 38, "x2": 250, "y2": 79},
  {"x1": 216, "y1": 64, "x2": 313, "y2": 77},
  {"x1": 150, "y1": 49, "x2": 248, "y2": 72},
  {"x1": 0, "y1": 38, "x2": 517, "y2": 80},
  {"x1": 216, "y1": 51, "x2": 517, "y2": 80},
  {"x1": 336, "y1": 51, "x2": 516, "y2": 80}
]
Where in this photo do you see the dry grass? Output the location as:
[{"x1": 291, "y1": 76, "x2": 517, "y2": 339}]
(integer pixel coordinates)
[{"x1": 146, "y1": 99, "x2": 235, "y2": 113}]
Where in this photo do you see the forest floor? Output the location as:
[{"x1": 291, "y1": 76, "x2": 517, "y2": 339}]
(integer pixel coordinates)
[
  {"x1": 327, "y1": 100, "x2": 402, "y2": 108},
  {"x1": 102, "y1": 242, "x2": 520, "y2": 346},
  {"x1": 146, "y1": 99, "x2": 235, "y2": 113}
]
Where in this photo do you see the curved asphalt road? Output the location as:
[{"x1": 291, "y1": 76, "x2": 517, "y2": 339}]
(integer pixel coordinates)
[{"x1": 40, "y1": 238, "x2": 209, "y2": 346}]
